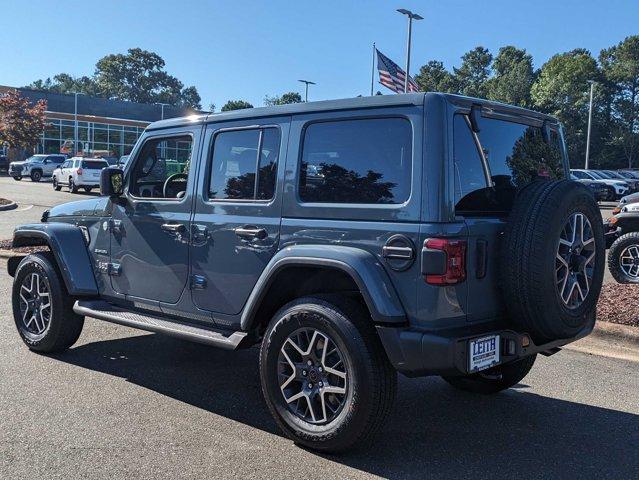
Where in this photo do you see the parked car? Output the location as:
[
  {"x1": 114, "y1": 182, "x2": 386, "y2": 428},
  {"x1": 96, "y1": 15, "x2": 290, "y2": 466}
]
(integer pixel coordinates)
[
  {"x1": 570, "y1": 174, "x2": 612, "y2": 201},
  {"x1": 617, "y1": 170, "x2": 639, "y2": 180},
  {"x1": 0, "y1": 154, "x2": 8, "y2": 173},
  {"x1": 52, "y1": 157, "x2": 109, "y2": 193},
  {"x1": 571, "y1": 169, "x2": 630, "y2": 199},
  {"x1": 605, "y1": 203, "x2": 639, "y2": 283},
  {"x1": 8, "y1": 154, "x2": 66, "y2": 181},
  {"x1": 598, "y1": 170, "x2": 639, "y2": 193},
  {"x1": 612, "y1": 191, "x2": 639, "y2": 215},
  {"x1": 6, "y1": 93, "x2": 605, "y2": 452}
]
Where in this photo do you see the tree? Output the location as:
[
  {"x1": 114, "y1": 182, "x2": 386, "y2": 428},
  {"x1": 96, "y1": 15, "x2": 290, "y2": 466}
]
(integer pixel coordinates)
[
  {"x1": 26, "y1": 48, "x2": 201, "y2": 109},
  {"x1": 486, "y1": 46, "x2": 535, "y2": 107},
  {"x1": 600, "y1": 36, "x2": 639, "y2": 168},
  {"x1": 0, "y1": 90, "x2": 47, "y2": 161},
  {"x1": 264, "y1": 92, "x2": 302, "y2": 106},
  {"x1": 414, "y1": 60, "x2": 458, "y2": 93},
  {"x1": 221, "y1": 100, "x2": 254, "y2": 112},
  {"x1": 454, "y1": 47, "x2": 493, "y2": 98},
  {"x1": 532, "y1": 49, "x2": 601, "y2": 166}
]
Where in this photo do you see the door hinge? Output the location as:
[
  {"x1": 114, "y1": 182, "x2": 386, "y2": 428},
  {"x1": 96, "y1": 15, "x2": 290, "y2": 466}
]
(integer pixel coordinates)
[
  {"x1": 108, "y1": 263, "x2": 121, "y2": 276},
  {"x1": 109, "y1": 219, "x2": 123, "y2": 234},
  {"x1": 190, "y1": 275, "x2": 207, "y2": 290}
]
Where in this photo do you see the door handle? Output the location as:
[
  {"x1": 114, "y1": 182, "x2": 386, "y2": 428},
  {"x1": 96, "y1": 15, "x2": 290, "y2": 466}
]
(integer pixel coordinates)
[
  {"x1": 161, "y1": 223, "x2": 186, "y2": 234},
  {"x1": 235, "y1": 226, "x2": 268, "y2": 240}
]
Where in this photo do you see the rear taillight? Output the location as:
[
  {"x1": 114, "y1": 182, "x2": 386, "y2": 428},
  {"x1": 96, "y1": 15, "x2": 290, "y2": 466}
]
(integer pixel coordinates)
[
  {"x1": 424, "y1": 238, "x2": 467, "y2": 285},
  {"x1": 77, "y1": 168, "x2": 83, "y2": 175}
]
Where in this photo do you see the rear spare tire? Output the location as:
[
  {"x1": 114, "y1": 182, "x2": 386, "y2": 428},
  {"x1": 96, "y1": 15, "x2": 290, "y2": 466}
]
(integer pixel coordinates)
[{"x1": 501, "y1": 180, "x2": 604, "y2": 342}]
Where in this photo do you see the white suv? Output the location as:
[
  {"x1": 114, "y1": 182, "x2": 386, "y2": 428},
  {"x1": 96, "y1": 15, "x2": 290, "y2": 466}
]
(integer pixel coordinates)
[{"x1": 52, "y1": 157, "x2": 109, "y2": 193}]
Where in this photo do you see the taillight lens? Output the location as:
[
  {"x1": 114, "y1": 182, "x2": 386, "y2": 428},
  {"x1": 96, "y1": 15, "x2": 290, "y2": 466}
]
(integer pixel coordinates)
[
  {"x1": 77, "y1": 168, "x2": 83, "y2": 175},
  {"x1": 424, "y1": 238, "x2": 467, "y2": 285}
]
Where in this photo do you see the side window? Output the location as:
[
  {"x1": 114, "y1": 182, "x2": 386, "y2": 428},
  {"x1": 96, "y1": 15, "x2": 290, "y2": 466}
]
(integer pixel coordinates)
[
  {"x1": 478, "y1": 117, "x2": 564, "y2": 189},
  {"x1": 453, "y1": 115, "x2": 487, "y2": 206},
  {"x1": 298, "y1": 118, "x2": 412, "y2": 204},
  {"x1": 129, "y1": 135, "x2": 192, "y2": 199},
  {"x1": 208, "y1": 128, "x2": 279, "y2": 200}
]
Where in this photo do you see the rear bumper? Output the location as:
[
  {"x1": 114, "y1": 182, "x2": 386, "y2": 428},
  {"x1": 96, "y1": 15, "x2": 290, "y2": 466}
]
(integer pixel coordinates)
[{"x1": 376, "y1": 321, "x2": 594, "y2": 377}]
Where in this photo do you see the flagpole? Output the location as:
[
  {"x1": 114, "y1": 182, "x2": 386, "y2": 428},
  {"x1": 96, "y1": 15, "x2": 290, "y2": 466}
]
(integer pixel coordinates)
[{"x1": 370, "y1": 42, "x2": 376, "y2": 96}]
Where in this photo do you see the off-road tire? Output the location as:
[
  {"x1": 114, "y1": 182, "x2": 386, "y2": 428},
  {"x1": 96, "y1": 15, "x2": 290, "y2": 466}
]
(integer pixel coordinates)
[
  {"x1": 12, "y1": 252, "x2": 84, "y2": 353},
  {"x1": 260, "y1": 295, "x2": 396, "y2": 453},
  {"x1": 501, "y1": 180, "x2": 604, "y2": 342},
  {"x1": 52, "y1": 176, "x2": 61, "y2": 191},
  {"x1": 69, "y1": 178, "x2": 78, "y2": 193},
  {"x1": 12, "y1": 176, "x2": 22, "y2": 181},
  {"x1": 30, "y1": 170, "x2": 42, "y2": 182},
  {"x1": 442, "y1": 354, "x2": 537, "y2": 394},
  {"x1": 608, "y1": 232, "x2": 639, "y2": 284}
]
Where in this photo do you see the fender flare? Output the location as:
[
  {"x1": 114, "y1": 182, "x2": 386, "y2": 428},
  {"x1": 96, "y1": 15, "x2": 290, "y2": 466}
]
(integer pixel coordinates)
[
  {"x1": 11, "y1": 223, "x2": 98, "y2": 296},
  {"x1": 240, "y1": 244, "x2": 407, "y2": 331}
]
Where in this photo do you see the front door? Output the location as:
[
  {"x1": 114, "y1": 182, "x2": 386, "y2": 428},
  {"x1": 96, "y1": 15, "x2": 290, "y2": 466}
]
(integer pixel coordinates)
[
  {"x1": 190, "y1": 117, "x2": 290, "y2": 322},
  {"x1": 110, "y1": 127, "x2": 201, "y2": 304}
]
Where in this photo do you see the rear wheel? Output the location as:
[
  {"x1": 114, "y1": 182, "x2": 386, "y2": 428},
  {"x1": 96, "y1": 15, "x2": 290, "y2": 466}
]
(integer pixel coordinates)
[
  {"x1": 69, "y1": 177, "x2": 78, "y2": 193},
  {"x1": 260, "y1": 295, "x2": 396, "y2": 453},
  {"x1": 442, "y1": 355, "x2": 536, "y2": 394},
  {"x1": 12, "y1": 176, "x2": 22, "y2": 181},
  {"x1": 30, "y1": 170, "x2": 42, "y2": 182},
  {"x1": 608, "y1": 232, "x2": 639, "y2": 284},
  {"x1": 83, "y1": 186, "x2": 92, "y2": 193},
  {"x1": 11, "y1": 252, "x2": 84, "y2": 352}
]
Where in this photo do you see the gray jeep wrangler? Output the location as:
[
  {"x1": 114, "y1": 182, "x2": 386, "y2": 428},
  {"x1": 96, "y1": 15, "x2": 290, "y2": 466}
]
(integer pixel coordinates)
[{"x1": 7, "y1": 93, "x2": 605, "y2": 452}]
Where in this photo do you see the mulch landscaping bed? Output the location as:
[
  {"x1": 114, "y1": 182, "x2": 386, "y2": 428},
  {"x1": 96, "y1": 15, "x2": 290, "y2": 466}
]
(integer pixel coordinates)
[
  {"x1": 0, "y1": 198, "x2": 12, "y2": 206},
  {"x1": 597, "y1": 283, "x2": 639, "y2": 327},
  {"x1": 0, "y1": 236, "x2": 637, "y2": 327}
]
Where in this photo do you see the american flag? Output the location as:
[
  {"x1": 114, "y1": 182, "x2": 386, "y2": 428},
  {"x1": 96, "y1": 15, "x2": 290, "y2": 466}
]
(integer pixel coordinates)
[{"x1": 376, "y1": 49, "x2": 419, "y2": 94}]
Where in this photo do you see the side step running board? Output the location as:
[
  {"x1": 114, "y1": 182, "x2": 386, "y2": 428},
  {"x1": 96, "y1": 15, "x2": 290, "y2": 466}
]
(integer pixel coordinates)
[{"x1": 74, "y1": 300, "x2": 249, "y2": 350}]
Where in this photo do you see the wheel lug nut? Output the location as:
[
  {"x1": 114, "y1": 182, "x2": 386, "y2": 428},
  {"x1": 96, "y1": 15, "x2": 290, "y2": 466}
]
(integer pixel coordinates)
[
  {"x1": 302, "y1": 370, "x2": 307, "y2": 376},
  {"x1": 318, "y1": 367, "x2": 323, "y2": 372},
  {"x1": 308, "y1": 383, "x2": 313, "y2": 388},
  {"x1": 319, "y1": 382, "x2": 323, "y2": 387},
  {"x1": 307, "y1": 360, "x2": 312, "y2": 366}
]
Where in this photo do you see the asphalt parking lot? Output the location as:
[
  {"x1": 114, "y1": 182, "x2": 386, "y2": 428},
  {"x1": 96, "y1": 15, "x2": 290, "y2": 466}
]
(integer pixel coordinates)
[{"x1": 1, "y1": 175, "x2": 638, "y2": 478}]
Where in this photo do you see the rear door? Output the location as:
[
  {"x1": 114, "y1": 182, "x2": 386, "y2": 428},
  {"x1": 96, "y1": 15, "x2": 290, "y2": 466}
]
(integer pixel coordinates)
[
  {"x1": 189, "y1": 117, "x2": 289, "y2": 322},
  {"x1": 452, "y1": 110, "x2": 565, "y2": 322}
]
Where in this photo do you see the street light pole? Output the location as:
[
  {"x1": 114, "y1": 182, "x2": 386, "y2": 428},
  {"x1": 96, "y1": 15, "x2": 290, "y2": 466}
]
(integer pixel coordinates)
[
  {"x1": 397, "y1": 9, "x2": 423, "y2": 93},
  {"x1": 73, "y1": 92, "x2": 82, "y2": 156},
  {"x1": 298, "y1": 80, "x2": 316, "y2": 102},
  {"x1": 585, "y1": 80, "x2": 595, "y2": 170}
]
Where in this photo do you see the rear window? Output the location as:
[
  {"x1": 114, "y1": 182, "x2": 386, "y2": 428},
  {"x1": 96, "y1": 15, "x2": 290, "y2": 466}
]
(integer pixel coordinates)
[
  {"x1": 298, "y1": 118, "x2": 412, "y2": 204},
  {"x1": 454, "y1": 114, "x2": 565, "y2": 215},
  {"x1": 81, "y1": 160, "x2": 108, "y2": 169}
]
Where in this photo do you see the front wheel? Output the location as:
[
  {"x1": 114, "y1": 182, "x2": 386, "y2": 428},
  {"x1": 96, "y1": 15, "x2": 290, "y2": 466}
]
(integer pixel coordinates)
[
  {"x1": 83, "y1": 186, "x2": 92, "y2": 193},
  {"x1": 30, "y1": 170, "x2": 42, "y2": 182},
  {"x1": 12, "y1": 175, "x2": 22, "y2": 181},
  {"x1": 608, "y1": 232, "x2": 639, "y2": 284},
  {"x1": 12, "y1": 252, "x2": 84, "y2": 352},
  {"x1": 260, "y1": 296, "x2": 396, "y2": 453},
  {"x1": 52, "y1": 177, "x2": 61, "y2": 191},
  {"x1": 69, "y1": 178, "x2": 78, "y2": 193},
  {"x1": 442, "y1": 354, "x2": 537, "y2": 394}
]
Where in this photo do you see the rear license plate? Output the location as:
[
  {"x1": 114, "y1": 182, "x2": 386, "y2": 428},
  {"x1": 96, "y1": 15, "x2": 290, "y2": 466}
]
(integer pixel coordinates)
[{"x1": 469, "y1": 335, "x2": 500, "y2": 372}]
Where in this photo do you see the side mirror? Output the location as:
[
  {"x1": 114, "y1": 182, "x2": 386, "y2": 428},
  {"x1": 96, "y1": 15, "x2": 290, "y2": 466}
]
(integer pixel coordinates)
[{"x1": 100, "y1": 167, "x2": 124, "y2": 197}]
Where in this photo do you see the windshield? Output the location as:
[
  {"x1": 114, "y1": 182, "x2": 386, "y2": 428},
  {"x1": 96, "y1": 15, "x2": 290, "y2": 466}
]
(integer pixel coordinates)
[
  {"x1": 605, "y1": 170, "x2": 625, "y2": 179},
  {"x1": 571, "y1": 170, "x2": 591, "y2": 180},
  {"x1": 588, "y1": 171, "x2": 606, "y2": 180}
]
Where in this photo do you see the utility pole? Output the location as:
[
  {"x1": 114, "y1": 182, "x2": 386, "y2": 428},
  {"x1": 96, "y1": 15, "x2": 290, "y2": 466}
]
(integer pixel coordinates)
[
  {"x1": 371, "y1": 42, "x2": 376, "y2": 96},
  {"x1": 397, "y1": 9, "x2": 423, "y2": 93},
  {"x1": 72, "y1": 92, "x2": 83, "y2": 156},
  {"x1": 156, "y1": 102, "x2": 170, "y2": 120},
  {"x1": 298, "y1": 80, "x2": 316, "y2": 102},
  {"x1": 585, "y1": 80, "x2": 595, "y2": 169}
]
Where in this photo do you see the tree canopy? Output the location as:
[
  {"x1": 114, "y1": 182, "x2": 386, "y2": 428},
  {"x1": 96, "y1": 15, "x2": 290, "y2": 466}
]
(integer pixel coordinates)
[
  {"x1": 264, "y1": 92, "x2": 303, "y2": 106},
  {"x1": 26, "y1": 48, "x2": 201, "y2": 109},
  {"x1": 221, "y1": 100, "x2": 254, "y2": 112}
]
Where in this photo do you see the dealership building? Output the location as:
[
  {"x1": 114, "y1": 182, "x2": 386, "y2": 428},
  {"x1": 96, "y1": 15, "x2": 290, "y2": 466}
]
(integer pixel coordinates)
[{"x1": 0, "y1": 85, "x2": 196, "y2": 158}]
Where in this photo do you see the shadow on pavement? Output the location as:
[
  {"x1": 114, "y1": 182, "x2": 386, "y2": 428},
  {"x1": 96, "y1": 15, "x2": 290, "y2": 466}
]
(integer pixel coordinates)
[{"x1": 52, "y1": 332, "x2": 638, "y2": 479}]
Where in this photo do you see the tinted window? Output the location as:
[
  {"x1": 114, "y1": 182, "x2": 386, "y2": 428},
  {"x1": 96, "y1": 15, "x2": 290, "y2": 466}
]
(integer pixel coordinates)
[
  {"x1": 129, "y1": 135, "x2": 192, "y2": 199},
  {"x1": 453, "y1": 115, "x2": 487, "y2": 205},
  {"x1": 478, "y1": 117, "x2": 564, "y2": 188},
  {"x1": 49, "y1": 156, "x2": 64, "y2": 164},
  {"x1": 81, "y1": 160, "x2": 108, "y2": 169},
  {"x1": 299, "y1": 118, "x2": 412, "y2": 204},
  {"x1": 209, "y1": 128, "x2": 279, "y2": 200}
]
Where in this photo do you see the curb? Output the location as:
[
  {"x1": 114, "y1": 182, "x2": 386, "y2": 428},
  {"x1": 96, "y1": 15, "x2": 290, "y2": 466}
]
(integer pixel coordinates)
[
  {"x1": 591, "y1": 321, "x2": 639, "y2": 344},
  {"x1": 0, "y1": 249, "x2": 19, "y2": 258},
  {"x1": 0, "y1": 200, "x2": 17, "y2": 211}
]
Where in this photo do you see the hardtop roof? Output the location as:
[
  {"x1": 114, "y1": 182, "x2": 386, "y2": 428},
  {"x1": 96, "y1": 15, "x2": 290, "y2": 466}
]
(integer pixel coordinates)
[{"x1": 146, "y1": 92, "x2": 558, "y2": 131}]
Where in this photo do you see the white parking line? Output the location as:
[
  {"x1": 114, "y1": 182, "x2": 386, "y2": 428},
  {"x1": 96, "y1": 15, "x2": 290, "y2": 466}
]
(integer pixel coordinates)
[{"x1": 15, "y1": 205, "x2": 34, "y2": 211}]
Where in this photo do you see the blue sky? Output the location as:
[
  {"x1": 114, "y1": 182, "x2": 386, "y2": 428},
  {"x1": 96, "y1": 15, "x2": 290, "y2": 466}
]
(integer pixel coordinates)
[{"x1": 1, "y1": 0, "x2": 637, "y2": 109}]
